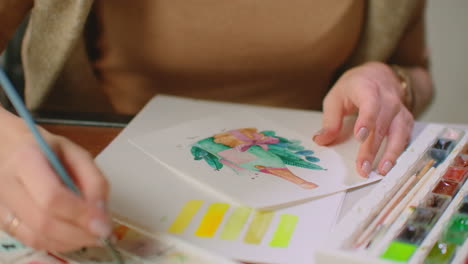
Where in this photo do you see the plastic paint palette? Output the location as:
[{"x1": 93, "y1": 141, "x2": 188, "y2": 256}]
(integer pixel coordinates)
[
  {"x1": 380, "y1": 164, "x2": 468, "y2": 263},
  {"x1": 316, "y1": 125, "x2": 468, "y2": 264}
]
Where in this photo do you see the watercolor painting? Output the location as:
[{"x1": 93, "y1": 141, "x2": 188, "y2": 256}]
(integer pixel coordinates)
[
  {"x1": 190, "y1": 128, "x2": 324, "y2": 189},
  {"x1": 129, "y1": 113, "x2": 379, "y2": 209}
]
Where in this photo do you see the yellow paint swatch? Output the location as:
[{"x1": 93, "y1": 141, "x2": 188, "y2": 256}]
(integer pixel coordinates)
[
  {"x1": 195, "y1": 203, "x2": 230, "y2": 237},
  {"x1": 220, "y1": 206, "x2": 252, "y2": 241},
  {"x1": 244, "y1": 210, "x2": 275, "y2": 244},
  {"x1": 168, "y1": 200, "x2": 203, "y2": 234},
  {"x1": 269, "y1": 214, "x2": 298, "y2": 247}
]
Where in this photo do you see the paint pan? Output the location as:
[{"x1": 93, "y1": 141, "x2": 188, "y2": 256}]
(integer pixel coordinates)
[
  {"x1": 442, "y1": 213, "x2": 468, "y2": 245},
  {"x1": 441, "y1": 128, "x2": 464, "y2": 142},
  {"x1": 421, "y1": 193, "x2": 452, "y2": 211},
  {"x1": 432, "y1": 180, "x2": 460, "y2": 197},
  {"x1": 424, "y1": 241, "x2": 457, "y2": 264},
  {"x1": 380, "y1": 241, "x2": 418, "y2": 262},
  {"x1": 430, "y1": 138, "x2": 455, "y2": 165},
  {"x1": 452, "y1": 154, "x2": 468, "y2": 168},
  {"x1": 442, "y1": 166, "x2": 468, "y2": 183},
  {"x1": 395, "y1": 224, "x2": 428, "y2": 245},
  {"x1": 408, "y1": 207, "x2": 440, "y2": 227}
]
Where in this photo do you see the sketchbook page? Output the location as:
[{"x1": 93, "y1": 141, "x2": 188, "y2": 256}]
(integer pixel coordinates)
[
  {"x1": 95, "y1": 95, "x2": 346, "y2": 264},
  {"x1": 157, "y1": 193, "x2": 342, "y2": 264},
  {"x1": 130, "y1": 111, "x2": 380, "y2": 209},
  {"x1": 109, "y1": 151, "x2": 342, "y2": 264},
  {"x1": 94, "y1": 121, "x2": 344, "y2": 264}
]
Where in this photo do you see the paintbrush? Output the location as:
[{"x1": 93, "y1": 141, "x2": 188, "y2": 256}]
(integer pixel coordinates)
[
  {"x1": 358, "y1": 159, "x2": 435, "y2": 249},
  {"x1": 354, "y1": 159, "x2": 435, "y2": 249},
  {"x1": 0, "y1": 69, "x2": 124, "y2": 264}
]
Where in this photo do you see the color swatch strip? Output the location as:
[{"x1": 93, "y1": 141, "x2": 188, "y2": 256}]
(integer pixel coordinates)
[
  {"x1": 220, "y1": 206, "x2": 252, "y2": 241},
  {"x1": 244, "y1": 211, "x2": 275, "y2": 245},
  {"x1": 168, "y1": 200, "x2": 299, "y2": 248},
  {"x1": 195, "y1": 203, "x2": 230, "y2": 237},
  {"x1": 269, "y1": 214, "x2": 299, "y2": 247},
  {"x1": 168, "y1": 200, "x2": 204, "y2": 234}
]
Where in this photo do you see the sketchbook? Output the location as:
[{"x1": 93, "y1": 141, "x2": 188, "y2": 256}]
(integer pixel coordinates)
[{"x1": 94, "y1": 95, "x2": 353, "y2": 264}]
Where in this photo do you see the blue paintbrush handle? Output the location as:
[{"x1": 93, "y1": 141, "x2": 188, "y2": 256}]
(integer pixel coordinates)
[{"x1": 0, "y1": 69, "x2": 80, "y2": 194}]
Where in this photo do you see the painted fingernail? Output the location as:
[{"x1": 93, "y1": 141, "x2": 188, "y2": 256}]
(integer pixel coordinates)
[
  {"x1": 356, "y1": 127, "x2": 369, "y2": 142},
  {"x1": 90, "y1": 219, "x2": 112, "y2": 238},
  {"x1": 381, "y1": 161, "x2": 393, "y2": 175},
  {"x1": 361, "y1": 160, "x2": 371, "y2": 177},
  {"x1": 96, "y1": 200, "x2": 108, "y2": 212},
  {"x1": 97, "y1": 200, "x2": 105, "y2": 209},
  {"x1": 313, "y1": 129, "x2": 326, "y2": 141}
]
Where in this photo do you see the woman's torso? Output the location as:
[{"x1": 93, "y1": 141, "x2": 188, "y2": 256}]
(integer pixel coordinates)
[{"x1": 90, "y1": 0, "x2": 364, "y2": 114}]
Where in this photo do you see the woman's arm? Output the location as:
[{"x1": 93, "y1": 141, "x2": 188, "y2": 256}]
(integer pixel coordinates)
[
  {"x1": 0, "y1": 2, "x2": 113, "y2": 251},
  {"x1": 389, "y1": 0, "x2": 433, "y2": 117}
]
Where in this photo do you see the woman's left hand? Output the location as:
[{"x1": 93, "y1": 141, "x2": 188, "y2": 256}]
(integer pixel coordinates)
[{"x1": 313, "y1": 61, "x2": 414, "y2": 177}]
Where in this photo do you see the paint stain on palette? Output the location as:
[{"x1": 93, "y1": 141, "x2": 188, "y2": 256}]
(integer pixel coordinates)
[
  {"x1": 14, "y1": 252, "x2": 70, "y2": 264},
  {"x1": 112, "y1": 223, "x2": 174, "y2": 260},
  {"x1": 60, "y1": 246, "x2": 136, "y2": 264}
]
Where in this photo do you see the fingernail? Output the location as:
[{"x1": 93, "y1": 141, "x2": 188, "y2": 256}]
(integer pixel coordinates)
[
  {"x1": 381, "y1": 161, "x2": 393, "y2": 175},
  {"x1": 356, "y1": 127, "x2": 369, "y2": 142},
  {"x1": 361, "y1": 160, "x2": 371, "y2": 177},
  {"x1": 89, "y1": 219, "x2": 112, "y2": 238},
  {"x1": 96, "y1": 200, "x2": 105, "y2": 209},
  {"x1": 313, "y1": 128, "x2": 326, "y2": 141},
  {"x1": 96, "y1": 200, "x2": 108, "y2": 212}
]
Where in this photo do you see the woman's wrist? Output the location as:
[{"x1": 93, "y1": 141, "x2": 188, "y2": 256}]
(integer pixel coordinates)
[{"x1": 390, "y1": 65, "x2": 415, "y2": 113}]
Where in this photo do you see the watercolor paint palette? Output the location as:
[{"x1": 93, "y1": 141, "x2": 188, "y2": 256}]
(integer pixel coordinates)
[
  {"x1": 316, "y1": 125, "x2": 468, "y2": 263},
  {"x1": 0, "y1": 218, "x2": 239, "y2": 264}
]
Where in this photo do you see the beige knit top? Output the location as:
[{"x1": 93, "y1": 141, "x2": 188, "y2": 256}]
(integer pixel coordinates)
[{"x1": 5, "y1": 0, "x2": 424, "y2": 114}]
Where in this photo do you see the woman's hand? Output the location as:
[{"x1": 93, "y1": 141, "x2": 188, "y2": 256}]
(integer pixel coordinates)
[
  {"x1": 313, "y1": 61, "x2": 415, "y2": 177},
  {"x1": 0, "y1": 126, "x2": 111, "y2": 252}
]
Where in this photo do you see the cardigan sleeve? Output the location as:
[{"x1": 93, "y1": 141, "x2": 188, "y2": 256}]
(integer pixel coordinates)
[
  {"x1": 388, "y1": 0, "x2": 429, "y2": 68},
  {"x1": 0, "y1": 0, "x2": 33, "y2": 107}
]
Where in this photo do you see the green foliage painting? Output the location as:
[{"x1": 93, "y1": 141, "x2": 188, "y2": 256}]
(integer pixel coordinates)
[{"x1": 190, "y1": 128, "x2": 324, "y2": 189}]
